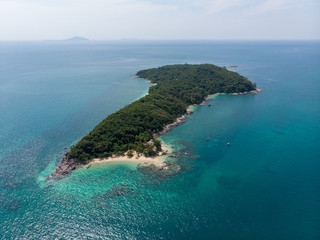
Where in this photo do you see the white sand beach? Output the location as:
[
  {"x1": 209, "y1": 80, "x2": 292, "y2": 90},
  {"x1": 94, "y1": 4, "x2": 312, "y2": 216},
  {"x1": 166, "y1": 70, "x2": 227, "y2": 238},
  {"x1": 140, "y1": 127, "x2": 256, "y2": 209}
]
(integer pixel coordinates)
[{"x1": 90, "y1": 142, "x2": 172, "y2": 167}]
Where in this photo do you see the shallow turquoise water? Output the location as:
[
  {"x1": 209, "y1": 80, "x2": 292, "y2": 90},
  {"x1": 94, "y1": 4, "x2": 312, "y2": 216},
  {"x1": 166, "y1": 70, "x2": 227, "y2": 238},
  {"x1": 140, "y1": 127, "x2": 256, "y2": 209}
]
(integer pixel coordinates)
[{"x1": 0, "y1": 41, "x2": 319, "y2": 239}]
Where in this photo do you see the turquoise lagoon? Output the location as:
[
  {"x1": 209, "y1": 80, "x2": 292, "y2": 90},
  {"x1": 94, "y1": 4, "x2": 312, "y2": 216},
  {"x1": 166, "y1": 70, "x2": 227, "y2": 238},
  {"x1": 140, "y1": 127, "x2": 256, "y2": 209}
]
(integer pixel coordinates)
[{"x1": 0, "y1": 41, "x2": 319, "y2": 239}]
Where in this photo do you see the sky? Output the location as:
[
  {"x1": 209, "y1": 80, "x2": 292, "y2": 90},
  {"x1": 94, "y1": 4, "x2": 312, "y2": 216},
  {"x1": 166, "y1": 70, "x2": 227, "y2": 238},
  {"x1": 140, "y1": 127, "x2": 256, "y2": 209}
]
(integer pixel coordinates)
[{"x1": 0, "y1": 0, "x2": 319, "y2": 40}]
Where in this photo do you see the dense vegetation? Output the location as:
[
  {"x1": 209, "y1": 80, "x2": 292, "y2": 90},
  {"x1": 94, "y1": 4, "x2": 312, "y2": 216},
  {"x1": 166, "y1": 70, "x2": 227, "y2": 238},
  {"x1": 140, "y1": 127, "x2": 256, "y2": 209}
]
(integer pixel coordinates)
[{"x1": 67, "y1": 64, "x2": 256, "y2": 161}]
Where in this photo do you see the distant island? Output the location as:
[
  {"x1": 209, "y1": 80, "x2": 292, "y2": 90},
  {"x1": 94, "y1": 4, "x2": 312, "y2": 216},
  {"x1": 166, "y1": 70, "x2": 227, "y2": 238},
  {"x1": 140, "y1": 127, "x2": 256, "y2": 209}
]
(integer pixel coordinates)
[
  {"x1": 63, "y1": 36, "x2": 89, "y2": 41},
  {"x1": 43, "y1": 36, "x2": 89, "y2": 42},
  {"x1": 50, "y1": 64, "x2": 260, "y2": 178}
]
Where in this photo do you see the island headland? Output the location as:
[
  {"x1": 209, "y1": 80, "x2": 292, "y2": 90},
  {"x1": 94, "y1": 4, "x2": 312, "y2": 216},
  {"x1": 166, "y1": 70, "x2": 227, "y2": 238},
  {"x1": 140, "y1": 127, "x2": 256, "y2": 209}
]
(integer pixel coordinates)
[{"x1": 49, "y1": 64, "x2": 260, "y2": 179}]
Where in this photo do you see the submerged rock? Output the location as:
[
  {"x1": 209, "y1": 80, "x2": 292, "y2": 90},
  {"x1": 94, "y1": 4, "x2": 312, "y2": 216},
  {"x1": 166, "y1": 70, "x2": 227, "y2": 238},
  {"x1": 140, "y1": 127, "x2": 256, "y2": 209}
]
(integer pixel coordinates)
[
  {"x1": 104, "y1": 185, "x2": 136, "y2": 198},
  {"x1": 137, "y1": 161, "x2": 183, "y2": 180},
  {"x1": 92, "y1": 184, "x2": 136, "y2": 201}
]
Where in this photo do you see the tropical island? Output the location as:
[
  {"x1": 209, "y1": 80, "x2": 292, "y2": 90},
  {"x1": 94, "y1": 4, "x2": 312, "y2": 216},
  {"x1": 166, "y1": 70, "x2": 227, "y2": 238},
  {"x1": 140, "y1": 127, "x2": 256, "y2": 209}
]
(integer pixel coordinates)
[{"x1": 50, "y1": 64, "x2": 260, "y2": 178}]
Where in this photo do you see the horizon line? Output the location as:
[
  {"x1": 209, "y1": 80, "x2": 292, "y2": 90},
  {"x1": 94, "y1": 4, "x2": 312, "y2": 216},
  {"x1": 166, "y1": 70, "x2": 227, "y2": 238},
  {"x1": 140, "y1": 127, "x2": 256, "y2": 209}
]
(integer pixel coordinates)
[{"x1": 1, "y1": 38, "x2": 320, "y2": 42}]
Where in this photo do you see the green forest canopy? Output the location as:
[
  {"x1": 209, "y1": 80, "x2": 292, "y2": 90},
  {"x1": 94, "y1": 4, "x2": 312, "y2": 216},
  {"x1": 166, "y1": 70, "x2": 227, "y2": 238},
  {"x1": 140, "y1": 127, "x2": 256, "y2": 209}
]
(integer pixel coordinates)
[{"x1": 67, "y1": 64, "x2": 256, "y2": 161}]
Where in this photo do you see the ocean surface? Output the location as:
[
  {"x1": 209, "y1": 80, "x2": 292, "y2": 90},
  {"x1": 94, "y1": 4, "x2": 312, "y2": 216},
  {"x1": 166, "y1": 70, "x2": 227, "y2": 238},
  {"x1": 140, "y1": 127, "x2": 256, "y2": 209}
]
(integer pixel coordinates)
[{"x1": 0, "y1": 40, "x2": 319, "y2": 239}]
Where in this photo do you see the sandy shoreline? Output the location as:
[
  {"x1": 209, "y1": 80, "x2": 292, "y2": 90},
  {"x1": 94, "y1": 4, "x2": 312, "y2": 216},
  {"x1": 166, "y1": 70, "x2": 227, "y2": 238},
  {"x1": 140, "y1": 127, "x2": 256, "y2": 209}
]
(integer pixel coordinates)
[
  {"x1": 90, "y1": 155, "x2": 165, "y2": 167},
  {"x1": 90, "y1": 141, "x2": 172, "y2": 167}
]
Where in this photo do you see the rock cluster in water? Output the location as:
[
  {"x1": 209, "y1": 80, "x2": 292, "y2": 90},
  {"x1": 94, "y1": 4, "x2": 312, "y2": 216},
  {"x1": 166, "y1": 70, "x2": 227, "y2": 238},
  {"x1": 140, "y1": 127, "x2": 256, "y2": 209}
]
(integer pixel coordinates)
[
  {"x1": 47, "y1": 155, "x2": 85, "y2": 180},
  {"x1": 137, "y1": 161, "x2": 183, "y2": 180}
]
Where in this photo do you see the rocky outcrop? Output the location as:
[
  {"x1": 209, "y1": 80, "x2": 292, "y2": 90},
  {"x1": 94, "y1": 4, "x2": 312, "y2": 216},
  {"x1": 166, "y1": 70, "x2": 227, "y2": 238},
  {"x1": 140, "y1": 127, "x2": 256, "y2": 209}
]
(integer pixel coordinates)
[
  {"x1": 159, "y1": 113, "x2": 189, "y2": 135},
  {"x1": 47, "y1": 155, "x2": 85, "y2": 180},
  {"x1": 230, "y1": 88, "x2": 262, "y2": 95}
]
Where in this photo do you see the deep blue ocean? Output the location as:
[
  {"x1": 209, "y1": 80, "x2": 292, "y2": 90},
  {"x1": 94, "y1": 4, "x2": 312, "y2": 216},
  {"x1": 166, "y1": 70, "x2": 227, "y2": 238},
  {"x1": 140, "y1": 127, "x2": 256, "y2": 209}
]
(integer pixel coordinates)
[{"x1": 0, "y1": 40, "x2": 319, "y2": 239}]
